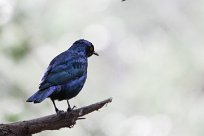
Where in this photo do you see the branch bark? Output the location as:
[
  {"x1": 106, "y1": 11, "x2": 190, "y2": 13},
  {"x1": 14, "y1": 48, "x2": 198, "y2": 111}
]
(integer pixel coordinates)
[{"x1": 0, "y1": 98, "x2": 112, "y2": 136}]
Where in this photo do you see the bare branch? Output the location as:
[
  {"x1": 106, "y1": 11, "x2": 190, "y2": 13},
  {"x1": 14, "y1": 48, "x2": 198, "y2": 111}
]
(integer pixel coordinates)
[{"x1": 0, "y1": 98, "x2": 112, "y2": 136}]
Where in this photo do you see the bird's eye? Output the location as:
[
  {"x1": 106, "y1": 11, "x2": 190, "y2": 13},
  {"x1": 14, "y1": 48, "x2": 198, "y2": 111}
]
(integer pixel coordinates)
[{"x1": 89, "y1": 46, "x2": 94, "y2": 52}]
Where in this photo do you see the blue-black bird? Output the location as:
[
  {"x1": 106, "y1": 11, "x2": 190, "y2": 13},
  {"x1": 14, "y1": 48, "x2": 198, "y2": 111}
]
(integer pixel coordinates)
[{"x1": 26, "y1": 39, "x2": 99, "y2": 113}]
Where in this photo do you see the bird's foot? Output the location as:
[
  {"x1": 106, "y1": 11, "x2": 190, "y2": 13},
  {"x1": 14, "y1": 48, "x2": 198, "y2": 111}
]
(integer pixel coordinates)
[
  {"x1": 67, "y1": 107, "x2": 72, "y2": 112},
  {"x1": 67, "y1": 106, "x2": 77, "y2": 112},
  {"x1": 56, "y1": 108, "x2": 64, "y2": 115},
  {"x1": 72, "y1": 105, "x2": 77, "y2": 110}
]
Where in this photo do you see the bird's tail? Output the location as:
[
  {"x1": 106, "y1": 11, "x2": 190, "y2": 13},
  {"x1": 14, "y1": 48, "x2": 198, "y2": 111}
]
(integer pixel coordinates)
[{"x1": 26, "y1": 86, "x2": 59, "y2": 103}]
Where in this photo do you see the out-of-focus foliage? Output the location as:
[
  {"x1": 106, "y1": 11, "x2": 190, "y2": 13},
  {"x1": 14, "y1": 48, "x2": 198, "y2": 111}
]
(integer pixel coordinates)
[
  {"x1": 4, "y1": 40, "x2": 30, "y2": 61},
  {"x1": 1, "y1": 0, "x2": 204, "y2": 136}
]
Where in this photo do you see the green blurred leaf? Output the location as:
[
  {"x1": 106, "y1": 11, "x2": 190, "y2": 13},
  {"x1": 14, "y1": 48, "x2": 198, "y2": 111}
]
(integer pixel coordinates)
[
  {"x1": 4, "y1": 40, "x2": 30, "y2": 61},
  {"x1": 4, "y1": 114, "x2": 21, "y2": 122}
]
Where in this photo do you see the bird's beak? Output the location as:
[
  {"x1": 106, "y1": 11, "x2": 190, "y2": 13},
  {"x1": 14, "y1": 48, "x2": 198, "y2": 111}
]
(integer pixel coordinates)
[{"x1": 93, "y1": 51, "x2": 99, "y2": 56}]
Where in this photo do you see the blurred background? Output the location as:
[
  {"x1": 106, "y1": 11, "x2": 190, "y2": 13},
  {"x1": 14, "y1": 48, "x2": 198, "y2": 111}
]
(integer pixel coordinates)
[{"x1": 1, "y1": 0, "x2": 204, "y2": 135}]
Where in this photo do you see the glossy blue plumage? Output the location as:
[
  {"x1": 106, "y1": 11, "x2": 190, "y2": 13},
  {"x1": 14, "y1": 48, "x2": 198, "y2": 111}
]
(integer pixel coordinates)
[{"x1": 27, "y1": 39, "x2": 98, "y2": 112}]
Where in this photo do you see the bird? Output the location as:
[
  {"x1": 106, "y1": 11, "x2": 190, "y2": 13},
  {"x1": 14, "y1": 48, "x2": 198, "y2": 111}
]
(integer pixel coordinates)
[{"x1": 26, "y1": 39, "x2": 99, "y2": 113}]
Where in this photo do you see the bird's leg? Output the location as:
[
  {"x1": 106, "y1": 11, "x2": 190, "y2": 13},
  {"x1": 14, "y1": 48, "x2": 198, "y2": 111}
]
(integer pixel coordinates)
[
  {"x1": 67, "y1": 100, "x2": 72, "y2": 111},
  {"x1": 51, "y1": 99, "x2": 60, "y2": 113}
]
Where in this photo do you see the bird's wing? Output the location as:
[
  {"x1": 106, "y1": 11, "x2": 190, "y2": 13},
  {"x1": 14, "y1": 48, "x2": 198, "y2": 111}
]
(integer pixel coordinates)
[{"x1": 39, "y1": 51, "x2": 87, "y2": 90}]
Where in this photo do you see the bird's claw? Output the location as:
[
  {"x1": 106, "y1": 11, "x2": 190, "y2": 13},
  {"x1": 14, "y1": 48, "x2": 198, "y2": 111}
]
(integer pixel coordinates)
[
  {"x1": 56, "y1": 109, "x2": 64, "y2": 115},
  {"x1": 72, "y1": 105, "x2": 77, "y2": 110},
  {"x1": 67, "y1": 107, "x2": 71, "y2": 112},
  {"x1": 67, "y1": 106, "x2": 77, "y2": 112}
]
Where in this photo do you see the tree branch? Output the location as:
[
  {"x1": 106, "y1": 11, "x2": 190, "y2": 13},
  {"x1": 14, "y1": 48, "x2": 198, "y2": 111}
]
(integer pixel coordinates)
[{"x1": 0, "y1": 98, "x2": 112, "y2": 136}]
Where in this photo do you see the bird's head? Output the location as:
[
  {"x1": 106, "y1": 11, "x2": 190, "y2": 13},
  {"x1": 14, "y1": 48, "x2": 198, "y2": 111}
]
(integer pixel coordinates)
[{"x1": 70, "y1": 39, "x2": 99, "y2": 57}]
